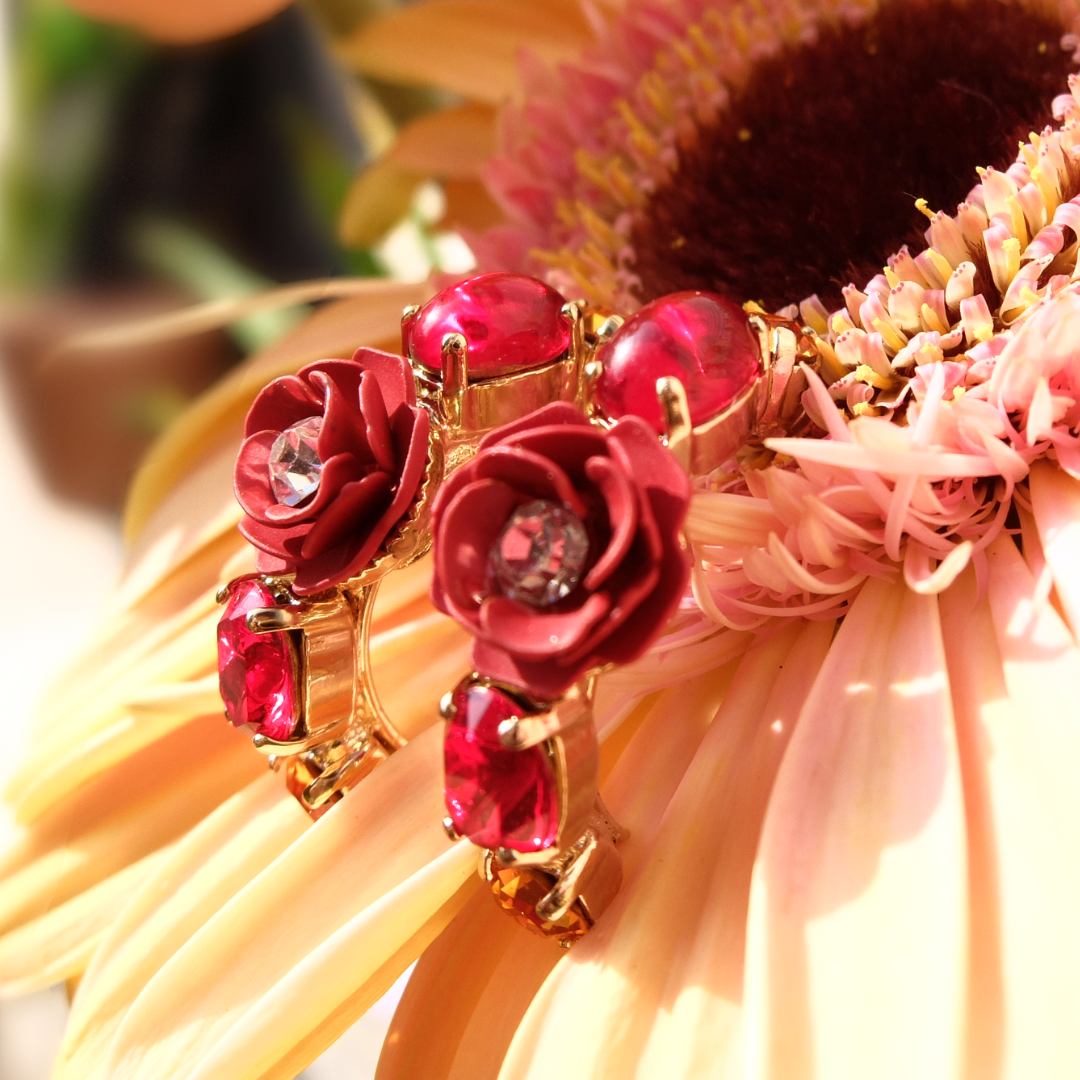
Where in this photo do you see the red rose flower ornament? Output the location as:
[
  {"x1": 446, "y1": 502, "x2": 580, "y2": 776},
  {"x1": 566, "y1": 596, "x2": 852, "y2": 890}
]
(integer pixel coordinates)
[
  {"x1": 430, "y1": 402, "x2": 692, "y2": 699},
  {"x1": 234, "y1": 348, "x2": 430, "y2": 594}
]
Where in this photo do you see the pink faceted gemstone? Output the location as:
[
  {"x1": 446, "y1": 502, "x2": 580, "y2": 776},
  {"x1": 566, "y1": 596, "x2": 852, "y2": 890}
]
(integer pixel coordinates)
[
  {"x1": 443, "y1": 681, "x2": 559, "y2": 852},
  {"x1": 217, "y1": 578, "x2": 300, "y2": 741},
  {"x1": 594, "y1": 291, "x2": 763, "y2": 433},
  {"x1": 404, "y1": 272, "x2": 571, "y2": 377}
]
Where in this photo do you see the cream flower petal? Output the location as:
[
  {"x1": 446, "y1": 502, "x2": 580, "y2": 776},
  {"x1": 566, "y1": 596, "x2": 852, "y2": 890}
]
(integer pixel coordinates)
[
  {"x1": 937, "y1": 535, "x2": 1080, "y2": 1077},
  {"x1": 386, "y1": 666, "x2": 743, "y2": 1080},
  {"x1": 56, "y1": 774, "x2": 308, "y2": 1080},
  {"x1": 0, "y1": 716, "x2": 261, "y2": 943},
  {"x1": 377, "y1": 885, "x2": 559, "y2": 1080},
  {"x1": 743, "y1": 576, "x2": 968, "y2": 1080},
  {"x1": 336, "y1": 0, "x2": 593, "y2": 105},
  {"x1": 500, "y1": 623, "x2": 827, "y2": 1080},
  {"x1": 100, "y1": 726, "x2": 473, "y2": 1080},
  {"x1": 0, "y1": 850, "x2": 169, "y2": 995}
]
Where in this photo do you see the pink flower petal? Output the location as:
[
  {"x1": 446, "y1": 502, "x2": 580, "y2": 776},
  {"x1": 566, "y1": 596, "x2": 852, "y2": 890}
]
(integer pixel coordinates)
[{"x1": 744, "y1": 576, "x2": 967, "y2": 1079}]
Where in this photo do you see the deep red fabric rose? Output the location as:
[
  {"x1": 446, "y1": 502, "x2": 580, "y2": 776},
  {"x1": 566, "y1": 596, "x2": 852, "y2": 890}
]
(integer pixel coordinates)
[
  {"x1": 235, "y1": 348, "x2": 430, "y2": 595},
  {"x1": 430, "y1": 402, "x2": 691, "y2": 699}
]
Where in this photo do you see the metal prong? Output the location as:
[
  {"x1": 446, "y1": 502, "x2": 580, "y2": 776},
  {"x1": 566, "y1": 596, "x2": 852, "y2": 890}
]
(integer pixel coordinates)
[
  {"x1": 656, "y1": 375, "x2": 692, "y2": 472},
  {"x1": 443, "y1": 816, "x2": 462, "y2": 842},
  {"x1": 246, "y1": 607, "x2": 301, "y2": 634},
  {"x1": 496, "y1": 846, "x2": 558, "y2": 868},
  {"x1": 251, "y1": 718, "x2": 350, "y2": 756},
  {"x1": 536, "y1": 831, "x2": 598, "y2": 922},
  {"x1": 479, "y1": 848, "x2": 496, "y2": 882},
  {"x1": 402, "y1": 303, "x2": 421, "y2": 323},
  {"x1": 596, "y1": 314, "x2": 624, "y2": 344},
  {"x1": 215, "y1": 584, "x2": 231, "y2": 604},
  {"x1": 439, "y1": 689, "x2": 456, "y2": 720},
  {"x1": 441, "y1": 332, "x2": 468, "y2": 426},
  {"x1": 498, "y1": 688, "x2": 590, "y2": 751}
]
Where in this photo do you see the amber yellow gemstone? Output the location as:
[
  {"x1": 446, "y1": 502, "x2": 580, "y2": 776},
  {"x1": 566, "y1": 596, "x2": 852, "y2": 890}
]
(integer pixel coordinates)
[{"x1": 490, "y1": 864, "x2": 590, "y2": 945}]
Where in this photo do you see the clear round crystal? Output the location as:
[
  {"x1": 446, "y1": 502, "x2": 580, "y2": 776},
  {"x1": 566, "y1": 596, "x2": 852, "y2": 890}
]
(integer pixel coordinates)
[
  {"x1": 268, "y1": 416, "x2": 324, "y2": 507},
  {"x1": 488, "y1": 499, "x2": 589, "y2": 607}
]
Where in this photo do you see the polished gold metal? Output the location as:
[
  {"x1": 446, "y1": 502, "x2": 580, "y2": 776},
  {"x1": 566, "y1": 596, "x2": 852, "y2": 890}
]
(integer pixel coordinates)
[
  {"x1": 750, "y1": 314, "x2": 822, "y2": 439},
  {"x1": 479, "y1": 797, "x2": 626, "y2": 945},
  {"x1": 403, "y1": 300, "x2": 592, "y2": 476},
  {"x1": 216, "y1": 431, "x2": 442, "y2": 817},
  {"x1": 656, "y1": 376, "x2": 692, "y2": 472},
  {"x1": 650, "y1": 311, "x2": 822, "y2": 476},
  {"x1": 219, "y1": 572, "x2": 408, "y2": 816},
  {"x1": 496, "y1": 680, "x2": 593, "y2": 751},
  {"x1": 444, "y1": 673, "x2": 602, "y2": 868}
]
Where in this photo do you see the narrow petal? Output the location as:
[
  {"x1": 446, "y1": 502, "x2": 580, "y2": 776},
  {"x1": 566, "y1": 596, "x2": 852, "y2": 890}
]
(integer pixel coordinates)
[
  {"x1": 101, "y1": 726, "x2": 473, "y2": 1080},
  {"x1": 744, "y1": 576, "x2": 968, "y2": 1080},
  {"x1": 381, "y1": 671, "x2": 735, "y2": 1080},
  {"x1": 938, "y1": 537, "x2": 1080, "y2": 1078},
  {"x1": 0, "y1": 718, "x2": 261, "y2": 937},
  {"x1": 57, "y1": 776, "x2": 308, "y2": 1080},
  {"x1": 0, "y1": 849, "x2": 169, "y2": 995},
  {"x1": 500, "y1": 622, "x2": 827, "y2": 1080},
  {"x1": 1030, "y1": 458, "x2": 1080, "y2": 639}
]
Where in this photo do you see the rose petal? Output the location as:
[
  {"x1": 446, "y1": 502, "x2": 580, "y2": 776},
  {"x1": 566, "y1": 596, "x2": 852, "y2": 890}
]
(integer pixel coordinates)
[
  {"x1": 315, "y1": 371, "x2": 372, "y2": 466},
  {"x1": 243, "y1": 376, "x2": 322, "y2": 439},
  {"x1": 607, "y1": 414, "x2": 692, "y2": 498},
  {"x1": 472, "y1": 445, "x2": 588, "y2": 517},
  {"x1": 477, "y1": 400, "x2": 590, "y2": 451},
  {"x1": 299, "y1": 359, "x2": 363, "y2": 410},
  {"x1": 582, "y1": 455, "x2": 638, "y2": 591},
  {"x1": 361, "y1": 370, "x2": 397, "y2": 473},
  {"x1": 239, "y1": 516, "x2": 309, "y2": 562},
  {"x1": 502, "y1": 425, "x2": 610, "y2": 486},
  {"x1": 299, "y1": 471, "x2": 394, "y2": 561},
  {"x1": 350, "y1": 346, "x2": 417, "y2": 411},
  {"x1": 435, "y1": 479, "x2": 523, "y2": 617},
  {"x1": 234, "y1": 431, "x2": 283, "y2": 520},
  {"x1": 470, "y1": 637, "x2": 591, "y2": 700},
  {"x1": 293, "y1": 408, "x2": 431, "y2": 594},
  {"x1": 479, "y1": 591, "x2": 611, "y2": 660},
  {"x1": 560, "y1": 559, "x2": 661, "y2": 670}
]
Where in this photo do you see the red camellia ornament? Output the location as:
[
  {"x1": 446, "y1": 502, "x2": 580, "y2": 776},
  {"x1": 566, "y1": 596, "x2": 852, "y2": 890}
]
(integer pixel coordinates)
[
  {"x1": 443, "y1": 680, "x2": 560, "y2": 852},
  {"x1": 403, "y1": 272, "x2": 572, "y2": 377},
  {"x1": 217, "y1": 578, "x2": 299, "y2": 741},
  {"x1": 594, "y1": 291, "x2": 763, "y2": 432},
  {"x1": 234, "y1": 348, "x2": 430, "y2": 594},
  {"x1": 430, "y1": 402, "x2": 692, "y2": 699}
]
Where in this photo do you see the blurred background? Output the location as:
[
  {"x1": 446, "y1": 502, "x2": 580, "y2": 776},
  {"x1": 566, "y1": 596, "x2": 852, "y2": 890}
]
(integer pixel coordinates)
[{"x1": 0, "y1": 0, "x2": 481, "y2": 1075}]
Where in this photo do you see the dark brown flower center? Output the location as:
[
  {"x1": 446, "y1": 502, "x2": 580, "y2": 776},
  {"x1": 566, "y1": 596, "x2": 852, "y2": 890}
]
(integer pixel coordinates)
[{"x1": 631, "y1": 0, "x2": 1077, "y2": 311}]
